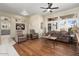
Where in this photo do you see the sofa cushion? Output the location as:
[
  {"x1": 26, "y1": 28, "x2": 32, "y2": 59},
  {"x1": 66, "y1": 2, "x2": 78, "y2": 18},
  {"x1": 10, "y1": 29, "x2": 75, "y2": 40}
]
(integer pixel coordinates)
[{"x1": 49, "y1": 37, "x2": 57, "y2": 40}]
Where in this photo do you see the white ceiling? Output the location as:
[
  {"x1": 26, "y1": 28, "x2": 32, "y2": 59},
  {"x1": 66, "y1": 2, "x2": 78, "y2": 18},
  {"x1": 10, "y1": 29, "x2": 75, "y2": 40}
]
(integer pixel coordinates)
[{"x1": 0, "y1": 3, "x2": 79, "y2": 16}]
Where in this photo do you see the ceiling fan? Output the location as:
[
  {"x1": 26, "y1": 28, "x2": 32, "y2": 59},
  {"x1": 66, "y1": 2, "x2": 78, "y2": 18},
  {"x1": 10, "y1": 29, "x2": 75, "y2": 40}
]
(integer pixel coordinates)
[{"x1": 40, "y1": 3, "x2": 59, "y2": 12}]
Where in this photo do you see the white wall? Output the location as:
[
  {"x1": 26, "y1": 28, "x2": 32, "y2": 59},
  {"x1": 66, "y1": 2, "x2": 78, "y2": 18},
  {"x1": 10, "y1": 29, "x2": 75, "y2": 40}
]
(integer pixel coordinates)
[
  {"x1": 24, "y1": 16, "x2": 30, "y2": 34},
  {"x1": 29, "y1": 15, "x2": 44, "y2": 37}
]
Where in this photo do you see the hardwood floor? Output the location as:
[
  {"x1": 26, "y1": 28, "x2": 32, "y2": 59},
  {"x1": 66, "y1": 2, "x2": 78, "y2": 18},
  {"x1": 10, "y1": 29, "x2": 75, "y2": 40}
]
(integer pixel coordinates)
[{"x1": 14, "y1": 39, "x2": 79, "y2": 56}]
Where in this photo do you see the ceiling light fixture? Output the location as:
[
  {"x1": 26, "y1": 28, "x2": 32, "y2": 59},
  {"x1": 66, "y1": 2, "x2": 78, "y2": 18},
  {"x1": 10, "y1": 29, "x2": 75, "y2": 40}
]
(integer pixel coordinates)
[
  {"x1": 40, "y1": 3, "x2": 59, "y2": 13},
  {"x1": 21, "y1": 10, "x2": 29, "y2": 16}
]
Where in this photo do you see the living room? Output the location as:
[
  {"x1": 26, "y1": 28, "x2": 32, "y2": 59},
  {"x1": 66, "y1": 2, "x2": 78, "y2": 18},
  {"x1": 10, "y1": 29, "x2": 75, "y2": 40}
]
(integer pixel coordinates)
[{"x1": 0, "y1": 3, "x2": 79, "y2": 56}]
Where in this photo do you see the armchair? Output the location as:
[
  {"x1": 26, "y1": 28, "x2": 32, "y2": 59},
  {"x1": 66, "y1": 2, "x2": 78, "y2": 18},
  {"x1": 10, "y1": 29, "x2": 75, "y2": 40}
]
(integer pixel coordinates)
[
  {"x1": 15, "y1": 30, "x2": 27, "y2": 43},
  {"x1": 30, "y1": 29, "x2": 38, "y2": 39}
]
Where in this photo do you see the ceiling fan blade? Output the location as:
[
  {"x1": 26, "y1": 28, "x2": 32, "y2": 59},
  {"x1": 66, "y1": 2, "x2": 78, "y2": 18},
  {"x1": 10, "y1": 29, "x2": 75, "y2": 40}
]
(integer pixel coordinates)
[
  {"x1": 51, "y1": 7, "x2": 59, "y2": 9},
  {"x1": 40, "y1": 7, "x2": 48, "y2": 9}
]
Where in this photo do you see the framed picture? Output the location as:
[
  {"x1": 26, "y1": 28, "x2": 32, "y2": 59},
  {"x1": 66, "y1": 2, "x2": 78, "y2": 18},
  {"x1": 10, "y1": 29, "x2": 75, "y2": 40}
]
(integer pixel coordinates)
[
  {"x1": 1, "y1": 22, "x2": 10, "y2": 30},
  {"x1": 16, "y1": 23, "x2": 25, "y2": 30}
]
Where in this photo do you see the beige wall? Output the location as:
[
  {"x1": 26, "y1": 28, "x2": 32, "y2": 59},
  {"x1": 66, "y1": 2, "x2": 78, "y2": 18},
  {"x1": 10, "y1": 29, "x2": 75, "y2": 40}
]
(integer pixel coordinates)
[
  {"x1": 29, "y1": 15, "x2": 44, "y2": 37},
  {"x1": 24, "y1": 16, "x2": 30, "y2": 34}
]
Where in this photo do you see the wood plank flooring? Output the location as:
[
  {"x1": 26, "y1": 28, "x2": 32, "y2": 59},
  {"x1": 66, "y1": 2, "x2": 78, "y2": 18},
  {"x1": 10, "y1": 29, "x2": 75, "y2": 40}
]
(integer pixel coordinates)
[{"x1": 14, "y1": 39, "x2": 79, "y2": 56}]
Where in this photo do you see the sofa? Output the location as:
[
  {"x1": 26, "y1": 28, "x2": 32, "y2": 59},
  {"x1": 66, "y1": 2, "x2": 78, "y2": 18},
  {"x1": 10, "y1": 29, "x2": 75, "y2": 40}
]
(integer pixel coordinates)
[
  {"x1": 15, "y1": 30, "x2": 27, "y2": 43},
  {"x1": 43, "y1": 31, "x2": 70, "y2": 43}
]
